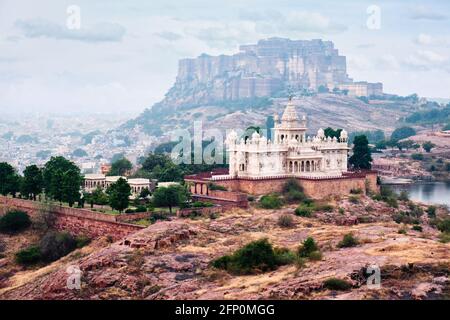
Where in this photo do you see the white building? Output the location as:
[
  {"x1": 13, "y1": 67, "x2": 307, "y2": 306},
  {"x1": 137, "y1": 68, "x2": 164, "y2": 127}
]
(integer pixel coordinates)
[
  {"x1": 83, "y1": 174, "x2": 155, "y2": 197},
  {"x1": 225, "y1": 99, "x2": 350, "y2": 178}
]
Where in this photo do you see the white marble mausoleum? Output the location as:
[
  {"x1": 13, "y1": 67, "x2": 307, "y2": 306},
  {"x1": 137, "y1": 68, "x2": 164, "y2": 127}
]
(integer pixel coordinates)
[{"x1": 225, "y1": 99, "x2": 350, "y2": 178}]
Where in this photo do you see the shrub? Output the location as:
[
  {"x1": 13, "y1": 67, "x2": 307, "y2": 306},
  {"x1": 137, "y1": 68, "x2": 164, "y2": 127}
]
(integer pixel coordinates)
[
  {"x1": 427, "y1": 206, "x2": 437, "y2": 218},
  {"x1": 412, "y1": 225, "x2": 423, "y2": 232},
  {"x1": 124, "y1": 208, "x2": 135, "y2": 214},
  {"x1": 411, "y1": 153, "x2": 424, "y2": 161},
  {"x1": 323, "y1": 278, "x2": 352, "y2": 291},
  {"x1": 393, "y1": 212, "x2": 415, "y2": 224},
  {"x1": 75, "y1": 235, "x2": 91, "y2": 248},
  {"x1": 398, "y1": 226, "x2": 408, "y2": 234},
  {"x1": 135, "y1": 205, "x2": 147, "y2": 213},
  {"x1": 350, "y1": 188, "x2": 363, "y2": 195},
  {"x1": 247, "y1": 195, "x2": 255, "y2": 202},
  {"x1": 282, "y1": 179, "x2": 307, "y2": 203},
  {"x1": 259, "y1": 194, "x2": 283, "y2": 209},
  {"x1": 348, "y1": 195, "x2": 360, "y2": 204},
  {"x1": 294, "y1": 257, "x2": 307, "y2": 269},
  {"x1": 0, "y1": 210, "x2": 31, "y2": 234},
  {"x1": 208, "y1": 183, "x2": 227, "y2": 191},
  {"x1": 437, "y1": 219, "x2": 450, "y2": 233},
  {"x1": 315, "y1": 203, "x2": 334, "y2": 212},
  {"x1": 338, "y1": 208, "x2": 345, "y2": 214},
  {"x1": 149, "y1": 211, "x2": 169, "y2": 223},
  {"x1": 192, "y1": 201, "x2": 214, "y2": 208},
  {"x1": 398, "y1": 191, "x2": 409, "y2": 202},
  {"x1": 295, "y1": 204, "x2": 313, "y2": 217},
  {"x1": 285, "y1": 190, "x2": 306, "y2": 203},
  {"x1": 337, "y1": 233, "x2": 359, "y2": 248},
  {"x1": 273, "y1": 247, "x2": 296, "y2": 265},
  {"x1": 277, "y1": 214, "x2": 294, "y2": 228},
  {"x1": 385, "y1": 196, "x2": 398, "y2": 208},
  {"x1": 15, "y1": 245, "x2": 41, "y2": 265},
  {"x1": 211, "y1": 238, "x2": 280, "y2": 275},
  {"x1": 39, "y1": 231, "x2": 77, "y2": 262},
  {"x1": 438, "y1": 232, "x2": 450, "y2": 243},
  {"x1": 282, "y1": 178, "x2": 303, "y2": 193},
  {"x1": 308, "y1": 251, "x2": 323, "y2": 261},
  {"x1": 298, "y1": 237, "x2": 319, "y2": 258}
]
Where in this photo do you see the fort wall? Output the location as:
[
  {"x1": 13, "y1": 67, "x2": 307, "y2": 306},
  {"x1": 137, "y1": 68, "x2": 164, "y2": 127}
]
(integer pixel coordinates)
[
  {"x1": 0, "y1": 196, "x2": 144, "y2": 241},
  {"x1": 212, "y1": 171, "x2": 379, "y2": 198}
]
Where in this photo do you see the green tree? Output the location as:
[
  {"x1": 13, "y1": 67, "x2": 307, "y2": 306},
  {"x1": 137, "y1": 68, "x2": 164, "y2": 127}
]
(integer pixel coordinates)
[
  {"x1": 390, "y1": 127, "x2": 416, "y2": 142},
  {"x1": 152, "y1": 185, "x2": 188, "y2": 214},
  {"x1": 324, "y1": 127, "x2": 342, "y2": 139},
  {"x1": 43, "y1": 156, "x2": 82, "y2": 204},
  {"x1": 0, "y1": 162, "x2": 21, "y2": 197},
  {"x1": 422, "y1": 141, "x2": 436, "y2": 153},
  {"x1": 21, "y1": 165, "x2": 43, "y2": 200},
  {"x1": 0, "y1": 210, "x2": 31, "y2": 233},
  {"x1": 61, "y1": 169, "x2": 83, "y2": 207},
  {"x1": 108, "y1": 157, "x2": 132, "y2": 176},
  {"x1": 107, "y1": 178, "x2": 131, "y2": 212},
  {"x1": 349, "y1": 135, "x2": 373, "y2": 170},
  {"x1": 139, "y1": 187, "x2": 151, "y2": 199},
  {"x1": 396, "y1": 140, "x2": 419, "y2": 152},
  {"x1": 91, "y1": 187, "x2": 109, "y2": 206},
  {"x1": 141, "y1": 153, "x2": 172, "y2": 172}
]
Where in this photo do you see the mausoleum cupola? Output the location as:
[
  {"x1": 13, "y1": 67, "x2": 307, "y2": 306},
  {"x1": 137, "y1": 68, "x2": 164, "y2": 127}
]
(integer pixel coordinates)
[
  {"x1": 280, "y1": 100, "x2": 300, "y2": 128},
  {"x1": 317, "y1": 128, "x2": 325, "y2": 140},
  {"x1": 339, "y1": 129, "x2": 348, "y2": 142}
]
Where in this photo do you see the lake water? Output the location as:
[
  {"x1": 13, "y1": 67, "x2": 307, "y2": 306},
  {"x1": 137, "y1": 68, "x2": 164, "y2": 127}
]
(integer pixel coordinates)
[{"x1": 390, "y1": 182, "x2": 450, "y2": 207}]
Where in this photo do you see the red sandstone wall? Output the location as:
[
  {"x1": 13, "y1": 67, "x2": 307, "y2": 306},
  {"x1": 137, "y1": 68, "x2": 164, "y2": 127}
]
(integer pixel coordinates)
[
  {"x1": 213, "y1": 172, "x2": 380, "y2": 199},
  {"x1": 0, "y1": 196, "x2": 144, "y2": 241}
]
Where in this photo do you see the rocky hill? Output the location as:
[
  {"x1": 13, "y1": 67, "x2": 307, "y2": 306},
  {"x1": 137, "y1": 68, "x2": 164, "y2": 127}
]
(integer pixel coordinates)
[
  {"x1": 122, "y1": 94, "x2": 419, "y2": 141},
  {"x1": 1, "y1": 195, "x2": 449, "y2": 300},
  {"x1": 119, "y1": 38, "x2": 422, "y2": 144}
]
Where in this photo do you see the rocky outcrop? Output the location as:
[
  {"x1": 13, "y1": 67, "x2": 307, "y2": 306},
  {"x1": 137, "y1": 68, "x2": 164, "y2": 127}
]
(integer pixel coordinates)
[{"x1": 1, "y1": 197, "x2": 448, "y2": 300}]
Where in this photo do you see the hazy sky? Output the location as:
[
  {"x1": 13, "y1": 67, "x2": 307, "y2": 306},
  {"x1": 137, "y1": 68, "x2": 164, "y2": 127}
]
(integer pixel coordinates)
[{"x1": 1, "y1": 0, "x2": 450, "y2": 114}]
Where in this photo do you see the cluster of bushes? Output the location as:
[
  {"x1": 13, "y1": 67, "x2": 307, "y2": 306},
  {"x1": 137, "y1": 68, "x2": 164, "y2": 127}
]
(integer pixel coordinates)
[
  {"x1": 411, "y1": 153, "x2": 424, "y2": 161},
  {"x1": 392, "y1": 202, "x2": 424, "y2": 225},
  {"x1": 277, "y1": 214, "x2": 294, "y2": 228},
  {"x1": 297, "y1": 237, "x2": 322, "y2": 261},
  {"x1": 0, "y1": 210, "x2": 31, "y2": 234},
  {"x1": 125, "y1": 205, "x2": 149, "y2": 214},
  {"x1": 282, "y1": 179, "x2": 307, "y2": 203},
  {"x1": 208, "y1": 183, "x2": 227, "y2": 191},
  {"x1": 211, "y1": 238, "x2": 290, "y2": 275},
  {"x1": 295, "y1": 199, "x2": 333, "y2": 217},
  {"x1": 259, "y1": 194, "x2": 284, "y2": 209},
  {"x1": 323, "y1": 278, "x2": 353, "y2": 291},
  {"x1": 337, "y1": 233, "x2": 359, "y2": 248},
  {"x1": 15, "y1": 231, "x2": 90, "y2": 266},
  {"x1": 372, "y1": 186, "x2": 399, "y2": 208},
  {"x1": 191, "y1": 201, "x2": 214, "y2": 208},
  {"x1": 211, "y1": 237, "x2": 322, "y2": 275}
]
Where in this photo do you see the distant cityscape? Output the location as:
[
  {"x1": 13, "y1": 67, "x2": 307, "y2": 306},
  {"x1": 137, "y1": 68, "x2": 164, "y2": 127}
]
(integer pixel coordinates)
[{"x1": 0, "y1": 113, "x2": 158, "y2": 174}]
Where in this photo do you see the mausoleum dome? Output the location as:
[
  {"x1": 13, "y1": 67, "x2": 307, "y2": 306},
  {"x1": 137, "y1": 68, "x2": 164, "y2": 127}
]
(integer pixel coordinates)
[{"x1": 281, "y1": 101, "x2": 299, "y2": 123}]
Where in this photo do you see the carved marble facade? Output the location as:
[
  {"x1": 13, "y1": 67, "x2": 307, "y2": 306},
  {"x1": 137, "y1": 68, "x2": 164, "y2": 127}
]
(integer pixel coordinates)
[{"x1": 226, "y1": 100, "x2": 350, "y2": 178}]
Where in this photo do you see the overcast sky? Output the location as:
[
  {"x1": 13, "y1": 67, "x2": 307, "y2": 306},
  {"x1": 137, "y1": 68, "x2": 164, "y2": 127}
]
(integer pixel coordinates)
[{"x1": 1, "y1": 0, "x2": 450, "y2": 115}]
